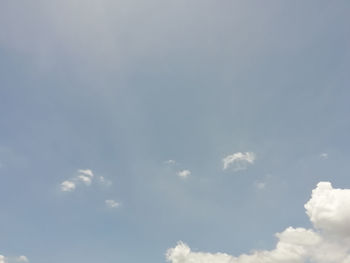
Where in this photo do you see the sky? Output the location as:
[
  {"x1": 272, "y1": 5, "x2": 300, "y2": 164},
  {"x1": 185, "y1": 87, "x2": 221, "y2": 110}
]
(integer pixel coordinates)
[{"x1": 0, "y1": 1, "x2": 350, "y2": 262}]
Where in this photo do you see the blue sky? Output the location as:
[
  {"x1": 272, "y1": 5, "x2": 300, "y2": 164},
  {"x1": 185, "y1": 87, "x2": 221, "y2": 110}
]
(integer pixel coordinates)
[{"x1": 1, "y1": 1, "x2": 350, "y2": 262}]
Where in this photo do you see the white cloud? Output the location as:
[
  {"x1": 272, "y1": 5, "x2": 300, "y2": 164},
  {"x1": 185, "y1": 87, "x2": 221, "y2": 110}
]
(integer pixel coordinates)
[
  {"x1": 166, "y1": 182, "x2": 350, "y2": 263},
  {"x1": 305, "y1": 182, "x2": 350, "y2": 236},
  {"x1": 60, "y1": 180, "x2": 76, "y2": 192},
  {"x1": 0, "y1": 255, "x2": 29, "y2": 263},
  {"x1": 164, "y1": 160, "x2": 191, "y2": 179},
  {"x1": 105, "y1": 199, "x2": 120, "y2": 208},
  {"x1": 60, "y1": 169, "x2": 105, "y2": 191},
  {"x1": 177, "y1": 170, "x2": 191, "y2": 179},
  {"x1": 78, "y1": 169, "x2": 94, "y2": 177},
  {"x1": 77, "y1": 175, "x2": 92, "y2": 186},
  {"x1": 320, "y1": 153, "x2": 328, "y2": 159},
  {"x1": 60, "y1": 169, "x2": 116, "y2": 208},
  {"x1": 222, "y1": 152, "x2": 255, "y2": 171}
]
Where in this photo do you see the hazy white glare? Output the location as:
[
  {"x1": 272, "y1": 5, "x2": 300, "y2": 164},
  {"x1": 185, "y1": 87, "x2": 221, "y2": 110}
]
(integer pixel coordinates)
[{"x1": 0, "y1": 0, "x2": 294, "y2": 72}]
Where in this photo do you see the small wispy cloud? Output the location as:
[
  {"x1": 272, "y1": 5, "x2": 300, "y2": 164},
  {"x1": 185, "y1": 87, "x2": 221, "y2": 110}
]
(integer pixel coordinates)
[
  {"x1": 60, "y1": 169, "x2": 118, "y2": 208},
  {"x1": 60, "y1": 169, "x2": 111, "y2": 192},
  {"x1": 164, "y1": 160, "x2": 176, "y2": 165},
  {"x1": 255, "y1": 181, "x2": 266, "y2": 190},
  {"x1": 254, "y1": 174, "x2": 271, "y2": 190},
  {"x1": 77, "y1": 169, "x2": 94, "y2": 177},
  {"x1": 77, "y1": 175, "x2": 92, "y2": 185},
  {"x1": 61, "y1": 180, "x2": 76, "y2": 192},
  {"x1": 222, "y1": 152, "x2": 256, "y2": 171},
  {"x1": 177, "y1": 170, "x2": 191, "y2": 179},
  {"x1": 99, "y1": 176, "x2": 112, "y2": 186},
  {"x1": 0, "y1": 255, "x2": 29, "y2": 263},
  {"x1": 105, "y1": 199, "x2": 120, "y2": 208},
  {"x1": 164, "y1": 160, "x2": 191, "y2": 179},
  {"x1": 16, "y1": 256, "x2": 29, "y2": 263},
  {"x1": 320, "y1": 153, "x2": 328, "y2": 159}
]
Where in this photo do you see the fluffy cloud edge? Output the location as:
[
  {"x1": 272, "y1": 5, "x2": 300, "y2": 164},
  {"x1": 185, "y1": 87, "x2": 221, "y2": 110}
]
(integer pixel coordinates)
[
  {"x1": 77, "y1": 169, "x2": 94, "y2": 177},
  {"x1": 222, "y1": 152, "x2": 256, "y2": 171},
  {"x1": 60, "y1": 180, "x2": 76, "y2": 192},
  {"x1": 166, "y1": 181, "x2": 350, "y2": 263}
]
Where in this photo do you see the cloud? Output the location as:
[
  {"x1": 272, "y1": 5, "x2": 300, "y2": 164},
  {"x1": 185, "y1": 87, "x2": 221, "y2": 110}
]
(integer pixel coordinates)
[
  {"x1": 60, "y1": 180, "x2": 76, "y2": 192},
  {"x1": 99, "y1": 176, "x2": 112, "y2": 186},
  {"x1": 305, "y1": 182, "x2": 350, "y2": 237},
  {"x1": 164, "y1": 160, "x2": 191, "y2": 179},
  {"x1": 177, "y1": 170, "x2": 191, "y2": 179},
  {"x1": 254, "y1": 175, "x2": 272, "y2": 190},
  {"x1": 105, "y1": 199, "x2": 120, "y2": 208},
  {"x1": 320, "y1": 153, "x2": 328, "y2": 159},
  {"x1": 60, "y1": 170, "x2": 117, "y2": 208},
  {"x1": 222, "y1": 152, "x2": 256, "y2": 171},
  {"x1": 166, "y1": 182, "x2": 350, "y2": 263},
  {"x1": 0, "y1": 255, "x2": 29, "y2": 263},
  {"x1": 165, "y1": 160, "x2": 177, "y2": 165},
  {"x1": 77, "y1": 175, "x2": 92, "y2": 186},
  {"x1": 60, "y1": 169, "x2": 110, "y2": 191},
  {"x1": 78, "y1": 169, "x2": 94, "y2": 177}
]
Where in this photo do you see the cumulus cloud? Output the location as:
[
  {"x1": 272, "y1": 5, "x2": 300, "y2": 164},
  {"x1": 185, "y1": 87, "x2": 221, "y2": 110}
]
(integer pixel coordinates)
[
  {"x1": 305, "y1": 182, "x2": 350, "y2": 237},
  {"x1": 60, "y1": 180, "x2": 76, "y2": 192},
  {"x1": 166, "y1": 182, "x2": 350, "y2": 263},
  {"x1": 222, "y1": 152, "x2": 256, "y2": 171},
  {"x1": 60, "y1": 169, "x2": 110, "y2": 191},
  {"x1": 105, "y1": 199, "x2": 120, "y2": 208},
  {"x1": 177, "y1": 170, "x2": 191, "y2": 179}
]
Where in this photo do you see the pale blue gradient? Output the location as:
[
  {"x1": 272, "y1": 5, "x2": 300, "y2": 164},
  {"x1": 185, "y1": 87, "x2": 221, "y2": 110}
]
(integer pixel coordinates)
[{"x1": 0, "y1": 1, "x2": 350, "y2": 262}]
